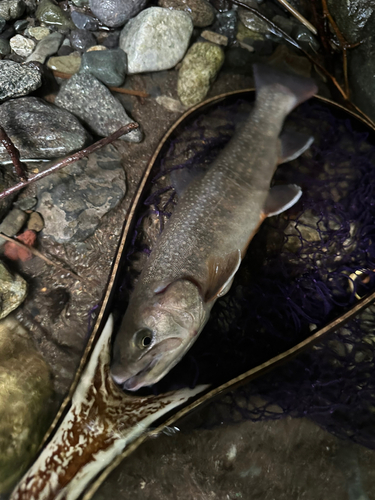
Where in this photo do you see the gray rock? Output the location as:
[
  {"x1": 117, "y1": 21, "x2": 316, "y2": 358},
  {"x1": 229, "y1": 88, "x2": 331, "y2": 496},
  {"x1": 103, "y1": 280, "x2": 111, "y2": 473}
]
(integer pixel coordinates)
[
  {"x1": 0, "y1": 97, "x2": 92, "y2": 160},
  {"x1": 72, "y1": 0, "x2": 89, "y2": 6},
  {"x1": 101, "y1": 30, "x2": 121, "y2": 49},
  {"x1": 89, "y1": 0, "x2": 147, "y2": 28},
  {"x1": 0, "y1": 0, "x2": 25, "y2": 21},
  {"x1": 0, "y1": 60, "x2": 41, "y2": 102},
  {"x1": 71, "y1": 10, "x2": 99, "y2": 31},
  {"x1": 35, "y1": 0, "x2": 74, "y2": 29},
  {"x1": 14, "y1": 18, "x2": 28, "y2": 32},
  {"x1": 120, "y1": 7, "x2": 193, "y2": 74},
  {"x1": 0, "y1": 263, "x2": 27, "y2": 319},
  {"x1": 26, "y1": 31, "x2": 63, "y2": 64},
  {"x1": 70, "y1": 28, "x2": 96, "y2": 52},
  {"x1": 0, "y1": 38, "x2": 10, "y2": 55},
  {"x1": 0, "y1": 208, "x2": 27, "y2": 241},
  {"x1": 80, "y1": 47, "x2": 127, "y2": 87},
  {"x1": 14, "y1": 197, "x2": 37, "y2": 210},
  {"x1": 238, "y1": 6, "x2": 277, "y2": 36},
  {"x1": 0, "y1": 18, "x2": 6, "y2": 33},
  {"x1": 55, "y1": 72, "x2": 142, "y2": 142},
  {"x1": 211, "y1": 10, "x2": 237, "y2": 44},
  {"x1": 327, "y1": 0, "x2": 375, "y2": 44},
  {"x1": 37, "y1": 145, "x2": 126, "y2": 242},
  {"x1": 158, "y1": 0, "x2": 215, "y2": 28}
]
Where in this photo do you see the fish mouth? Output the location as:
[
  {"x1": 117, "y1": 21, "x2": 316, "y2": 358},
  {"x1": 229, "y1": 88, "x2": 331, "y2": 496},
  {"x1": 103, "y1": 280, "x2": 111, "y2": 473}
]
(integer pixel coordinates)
[{"x1": 121, "y1": 357, "x2": 161, "y2": 391}]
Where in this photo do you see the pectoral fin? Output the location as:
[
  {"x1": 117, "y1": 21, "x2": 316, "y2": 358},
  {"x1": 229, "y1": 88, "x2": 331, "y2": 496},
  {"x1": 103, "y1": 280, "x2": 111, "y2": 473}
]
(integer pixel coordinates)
[
  {"x1": 263, "y1": 184, "x2": 302, "y2": 217},
  {"x1": 278, "y1": 130, "x2": 314, "y2": 164},
  {"x1": 205, "y1": 249, "x2": 242, "y2": 302}
]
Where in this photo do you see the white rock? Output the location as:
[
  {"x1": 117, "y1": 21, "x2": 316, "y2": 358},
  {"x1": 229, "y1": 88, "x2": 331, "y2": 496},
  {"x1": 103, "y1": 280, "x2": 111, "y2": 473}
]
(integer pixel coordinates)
[{"x1": 10, "y1": 34, "x2": 35, "y2": 57}]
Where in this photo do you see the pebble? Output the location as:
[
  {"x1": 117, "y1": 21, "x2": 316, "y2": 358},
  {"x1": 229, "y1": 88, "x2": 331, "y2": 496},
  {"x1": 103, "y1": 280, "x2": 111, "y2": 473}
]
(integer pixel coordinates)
[
  {"x1": 72, "y1": 0, "x2": 89, "y2": 6},
  {"x1": 55, "y1": 72, "x2": 142, "y2": 142},
  {"x1": 272, "y1": 14, "x2": 295, "y2": 35},
  {"x1": 70, "y1": 29, "x2": 96, "y2": 52},
  {"x1": 120, "y1": 7, "x2": 193, "y2": 74},
  {"x1": 0, "y1": 60, "x2": 41, "y2": 102},
  {"x1": 293, "y1": 25, "x2": 320, "y2": 52},
  {"x1": 47, "y1": 53, "x2": 81, "y2": 74},
  {"x1": 0, "y1": 263, "x2": 27, "y2": 319},
  {"x1": 201, "y1": 30, "x2": 228, "y2": 46},
  {"x1": 9, "y1": 34, "x2": 35, "y2": 56},
  {"x1": 14, "y1": 197, "x2": 38, "y2": 211},
  {"x1": 101, "y1": 30, "x2": 121, "y2": 49},
  {"x1": 177, "y1": 41, "x2": 224, "y2": 106},
  {"x1": 36, "y1": 0, "x2": 74, "y2": 29},
  {"x1": 89, "y1": 0, "x2": 147, "y2": 28},
  {"x1": 0, "y1": 25, "x2": 15, "y2": 40},
  {"x1": 211, "y1": 10, "x2": 237, "y2": 44},
  {"x1": 80, "y1": 47, "x2": 127, "y2": 87},
  {"x1": 71, "y1": 10, "x2": 99, "y2": 31},
  {"x1": 0, "y1": 0, "x2": 25, "y2": 21},
  {"x1": 0, "y1": 97, "x2": 91, "y2": 160},
  {"x1": 27, "y1": 26, "x2": 50, "y2": 40},
  {"x1": 238, "y1": 7, "x2": 275, "y2": 37},
  {"x1": 158, "y1": 0, "x2": 215, "y2": 28},
  {"x1": 14, "y1": 19, "x2": 28, "y2": 32},
  {"x1": 37, "y1": 145, "x2": 127, "y2": 242},
  {"x1": 0, "y1": 39, "x2": 10, "y2": 55},
  {"x1": 57, "y1": 38, "x2": 73, "y2": 56},
  {"x1": 155, "y1": 95, "x2": 187, "y2": 113},
  {"x1": 0, "y1": 208, "x2": 27, "y2": 241},
  {"x1": 4, "y1": 229, "x2": 36, "y2": 261},
  {"x1": 26, "y1": 31, "x2": 63, "y2": 64},
  {"x1": 86, "y1": 44, "x2": 107, "y2": 52},
  {"x1": 27, "y1": 212, "x2": 44, "y2": 232}
]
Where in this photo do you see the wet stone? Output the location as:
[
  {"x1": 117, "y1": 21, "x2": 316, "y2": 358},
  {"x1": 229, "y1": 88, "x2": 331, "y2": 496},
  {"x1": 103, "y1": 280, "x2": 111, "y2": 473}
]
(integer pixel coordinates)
[
  {"x1": 27, "y1": 26, "x2": 50, "y2": 40},
  {"x1": 72, "y1": 0, "x2": 89, "y2": 5},
  {"x1": 0, "y1": 18, "x2": 6, "y2": 33},
  {"x1": 37, "y1": 145, "x2": 126, "y2": 243},
  {"x1": 100, "y1": 30, "x2": 121, "y2": 49},
  {"x1": 14, "y1": 196, "x2": 37, "y2": 211},
  {"x1": 349, "y1": 35, "x2": 375, "y2": 122},
  {"x1": 0, "y1": 208, "x2": 27, "y2": 241},
  {"x1": 36, "y1": 0, "x2": 74, "y2": 29},
  {"x1": 0, "y1": 60, "x2": 41, "y2": 102},
  {"x1": 120, "y1": 7, "x2": 193, "y2": 74},
  {"x1": 89, "y1": 0, "x2": 147, "y2": 28},
  {"x1": 47, "y1": 53, "x2": 81, "y2": 74},
  {"x1": 201, "y1": 30, "x2": 228, "y2": 46},
  {"x1": 0, "y1": 0, "x2": 25, "y2": 21},
  {"x1": 238, "y1": 6, "x2": 276, "y2": 37},
  {"x1": 26, "y1": 31, "x2": 63, "y2": 64},
  {"x1": 293, "y1": 25, "x2": 320, "y2": 52},
  {"x1": 0, "y1": 96, "x2": 91, "y2": 160},
  {"x1": 71, "y1": 10, "x2": 99, "y2": 31},
  {"x1": 178, "y1": 41, "x2": 225, "y2": 106},
  {"x1": 9, "y1": 34, "x2": 35, "y2": 56},
  {"x1": 70, "y1": 28, "x2": 96, "y2": 52},
  {"x1": 272, "y1": 14, "x2": 295, "y2": 35},
  {"x1": 55, "y1": 72, "x2": 142, "y2": 142},
  {"x1": 27, "y1": 212, "x2": 44, "y2": 232},
  {"x1": 0, "y1": 263, "x2": 27, "y2": 319},
  {"x1": 0, "y1": 38, "x2": 10, "y2": 55},
  {"x1": 158, "y1": 0, "x2": 215, "y2": 28},
  {"x1": 86, "y1": 44, "x2": 106, "y2": 52},
  {"x1": 211, "y1": 10, "x2": 238, "y2": 44},
  {"x1": 327, "y1": 0, "x2": 375, "y2": 44},
  {"x1": 14, "y1": 18, "x2": 28, "y2": 32},
  {"x1": 0, "y1": 24, "x2": 15, "y2": 40},
  {"x1": 80, "y1": 47, "x2": 127, "y2": 87},
  {"x1": 222, "y1": 47, "x2": 255, "y2": 75}
]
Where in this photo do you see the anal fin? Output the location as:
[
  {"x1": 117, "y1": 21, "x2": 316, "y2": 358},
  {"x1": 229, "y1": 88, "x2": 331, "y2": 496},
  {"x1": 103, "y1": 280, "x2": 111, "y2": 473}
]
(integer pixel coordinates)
[
  {"x1": 278, "y1": 130, "x2": 314, "y2": 164},
  {"x1": 263, "y1": 184, "x2": 302, "y2": 217},
  {"x1": 205, "y1": 249, "x2": 242, "y2": 302}
]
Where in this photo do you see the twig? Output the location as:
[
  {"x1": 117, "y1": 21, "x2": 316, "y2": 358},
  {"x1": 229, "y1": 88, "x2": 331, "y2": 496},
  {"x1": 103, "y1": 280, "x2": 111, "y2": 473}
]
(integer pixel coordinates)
[
  {"x1": 0, "y1": 126, "x2": 27, "y2": 181},
  {"x1": 52, "y1": 70, "x2": 150, "y2": 98},
  {"x1": 0, "y1": 122, "x2": 139, "y2": 201},
  {"x1": 0, "y1": 232, "x2": 84, "y2": 282},
  {"x1": 275, "y1": 0, "x2": 317, "y2": 35}
]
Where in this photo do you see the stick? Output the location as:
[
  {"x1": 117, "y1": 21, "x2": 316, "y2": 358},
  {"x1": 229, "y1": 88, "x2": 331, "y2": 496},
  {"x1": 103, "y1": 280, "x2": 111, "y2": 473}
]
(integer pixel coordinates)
[
  {"x1": 0, "y1": 126, "x2": 27, "y2": 181},
  {"x1": 0, "y1": 123, "x2": 139, "y2": 201},
  {"x1": 275, "y1": 0, "x2": 318, "y2": 35}
]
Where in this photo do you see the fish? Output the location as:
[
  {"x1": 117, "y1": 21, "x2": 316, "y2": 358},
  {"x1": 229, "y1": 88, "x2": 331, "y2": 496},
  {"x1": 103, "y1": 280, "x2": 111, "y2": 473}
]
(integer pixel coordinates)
[{"x1": 111, "y1": 64, "x2": 318, "y2": 391}]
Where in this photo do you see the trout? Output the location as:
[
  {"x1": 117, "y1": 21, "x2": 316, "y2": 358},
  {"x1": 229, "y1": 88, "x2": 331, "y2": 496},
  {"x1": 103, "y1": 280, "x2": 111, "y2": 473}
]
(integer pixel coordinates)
[{"x1": 111, "y1": 64, "x2": 318, "y2": 391}]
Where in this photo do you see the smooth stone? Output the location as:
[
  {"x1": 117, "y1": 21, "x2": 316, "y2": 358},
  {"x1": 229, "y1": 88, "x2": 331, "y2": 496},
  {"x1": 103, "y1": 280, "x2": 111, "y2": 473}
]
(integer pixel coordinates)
[
  {"x1": 0, "y1": 96, "x2": 91, "y2": 159},
  {"x1": 120, "y1": 7, "x2": 193, "y2": 74},
  {"x1": 0, "y1": 316, "x2": 53, "y2": 492},
  {"x1": 0, "y1": 39, "x2": 10, "y2": 55},
  {"x1": 177, "y1": 41, "x2": 224, "y2": 107},
  {"x1": 158, "y1": 0, "x2": 215, "y2": 28},
  {"x1": 0, "y1": 25, "x2": 15, "y2": 40},
  {"x1": 211, "y1": 10, "x2": 238, "y2": 44},
  {"x1": 80, "y1": 47, "x2": 127, "y2": 87},
  {"x1": 209, "y1": 0, "x2": 231, "y2": 12},
  {"x1": 27, "y1": 26, "x2": 50, "y2": 40},
  {"x1": 36, "y1": 0, "x2": 74, "y2": 29},
  {"x1": 47, "y1": 53, "x2": 81, "y2": 74},
  {"x1": 0, "y1": 18, "x2": 5, "y2": 33},
  {"x1": 0, "y1": 208, "x2": 27, "y2": 241},
  {"x1": 27, "y1": 211, "x2": 44, "y2": 232},
  {"x1": 0, "y1": 264, "x2": 27, "y2": 319},
  {"x1": 89, "y1": 0, "x2": 147, "y2": 28},
  {"x1": 236, "y1": 19, "x2": 264, "y2": 43},
  {"x1": 26, "y1": 31, "x2": 63, "y2": 64},
  {"x1": 71, "y1": 10, "x2": 99, "y2": 31},
  {"x1": 0, "y1": 0, "x2": 25, "y2": 21},
  {"x1": 14, "y1": 19, "x2": 28, "y2": 32},
  {"x1": 238, "y1": 7, "x2": 275, "y2": 37},
  {"x1": 293, "y1": 25, "x2": 320, "y2": 52},
  {"x1": 72, "y1": 0, "x2": 89, "y2": 5},
  {"x1": 57, "y1": 44, "x2": 73, "y2": 56},
  {"x1": 86, "y1": 44, "x2": 106, "y2": 52},
  {"x1": 9, "y1": 34, "x2": 35, "y2": 56},
  {"x1": 14, "y1": 196, "x2": 37, "y2": 210},
  {"x1": 0, "y1": 60, "x2": 41, "y2": 102},
  {"x1": 327, "y1": 0, "x2": 375, "y2": 44},
  {"x1": 37, "y1": 145, "x2": 126, "y2": 242},
  {"x1": 201, "y1": 29, "x2": 228, "y2": 46},
  {"x1": 55, "y1": 72, "x2": 142, "y2": 142},
  {"x1": 70, "y1": 28, "x2": 96, "y2": 52},
  {"x1": 101, "y1": 30, "x2": 121, "y2": 49}
]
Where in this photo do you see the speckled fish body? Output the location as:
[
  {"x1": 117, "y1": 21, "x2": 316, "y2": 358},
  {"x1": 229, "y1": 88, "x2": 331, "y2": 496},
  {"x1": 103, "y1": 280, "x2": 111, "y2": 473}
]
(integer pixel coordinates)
[{"x1": 111, "y1": 65, "x2": 318, "y2": 390}]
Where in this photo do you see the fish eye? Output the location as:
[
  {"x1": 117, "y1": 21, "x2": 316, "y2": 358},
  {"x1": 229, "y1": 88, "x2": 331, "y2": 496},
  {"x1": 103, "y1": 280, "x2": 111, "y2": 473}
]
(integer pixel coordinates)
[{"x1": 134, "y1": 329, "x2": 154, "y2": 349}]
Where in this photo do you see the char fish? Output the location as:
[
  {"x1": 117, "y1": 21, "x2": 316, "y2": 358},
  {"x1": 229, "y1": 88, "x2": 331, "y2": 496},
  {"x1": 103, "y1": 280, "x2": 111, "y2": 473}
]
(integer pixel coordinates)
[{"x1": 111, "y1": 64, "x2": 318, "y2": 391}]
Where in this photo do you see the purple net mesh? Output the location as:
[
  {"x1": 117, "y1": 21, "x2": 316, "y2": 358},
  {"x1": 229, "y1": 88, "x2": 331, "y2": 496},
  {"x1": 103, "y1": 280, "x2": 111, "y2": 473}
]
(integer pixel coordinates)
[{"x1": 114, "y1": 95, "x2": 375, "y2": 448}]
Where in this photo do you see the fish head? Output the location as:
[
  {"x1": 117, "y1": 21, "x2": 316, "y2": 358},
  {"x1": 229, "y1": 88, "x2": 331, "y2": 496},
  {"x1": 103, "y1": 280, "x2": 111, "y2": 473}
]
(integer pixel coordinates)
[{"x1": 111, "y1": 279, "x2": 208, "y2": 391}]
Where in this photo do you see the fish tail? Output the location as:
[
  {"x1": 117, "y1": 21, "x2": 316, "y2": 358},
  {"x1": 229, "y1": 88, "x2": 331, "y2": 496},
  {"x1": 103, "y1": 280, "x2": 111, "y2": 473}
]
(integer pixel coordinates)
[{"x1": 253, "y1": 64, "x2": 318, "y2": 113}]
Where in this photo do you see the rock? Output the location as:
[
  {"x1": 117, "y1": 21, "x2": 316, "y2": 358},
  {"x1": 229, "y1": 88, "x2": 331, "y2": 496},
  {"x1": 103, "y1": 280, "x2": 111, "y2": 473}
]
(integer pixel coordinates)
[
  {"x1": 236, "y1": 19, "x2": 263, "y2": 43},
  {"x1": 211, "y1": 10, "x2": 237, "y2": 44},
  {"x1": 158, "y1": 0, "x2": 215, "y2": 27},
  {"x1": 14, "y1": 196, "x2": 37, "y2": 211},
  {"x1": 4, "y1": 229, "x2": 36, "y2": 261},
  {"x1": 327, "y1": 0, "x2": 375, "y2": 44},
  {"x1": 35, "y1": 0, "x2": 74, "y2": 29},
  {"x1": 0, "y1": 24, "x2": 15, "y2": 40},
  {"x1": 349, "y1": 36, "x2": 375, "y2": 122},
  {"x1": 71, "y1": 10, "x2": 99, "y2": 31},
  {"x1": 0, "y1": 263, "x2": 27, "y2": 319},
  {"x1": 201, "y1": 30, "x2": 228, "y2": 46},
  {"x1": 14, "y1": 19, "x2": 28, "y2": 32},
  {"x1": 9, "y1": 34, "x2": 35, "y2": 56},
  {"x1": 47, "y1": 53, "x2": 81, "y2": 74},
  {"x1": 0, "y1": 39, "x2": 10, "y2": 55},
  {"x1": 120, "y1": 7, "x2": 193, "y2": 74},
  {"x1": 26, "y1": 31, "x2": 63, "y2": 64},
  {"x1": 101, "y1": 30, "x2": 121, "y2": 49},
  {"x1": 0, "y1": 208, "x2": 27, "y2": 241},
  {"x1": 89, "y1": 0, "x2": 147, "y2": 28},
  {"x1": 37, "y1": 145, "x2": 127, "y2": 243},
  {"x1": 0, "y1": 97, "x2": 91, "y2": 160},
  {"x1": 0, "y1": 316, "x2": 53, "y2": 493},
  {"x1": 72, "y1": 0, "x2": 89, "y2": 6},
  {"x1": 27, "y1": 26, "x2": 50, "y2": 40},
  {"x1": 55, "y1": 72, "x2": 142, "y2": 142},
  {"x1": 70, "y1": 28, "x2": 96, "y2": 52},
  {"x1": 238, "y1": 6, "x2": 277, "y2": 38},
  {"x1": 272, "y1": 14, "x2": 295, "y2": 35},
  {"x1": 80, "y1": 47, "x2": 127, "y2": 87},
  {"x1": 209, "y1": 0, "x2": 231, "y2": 12},
  {"x1": 292, "y1": 25, "x2": 320, "y2": 53},
  {"x1": 86, "y1": 44, "x2": 107, "y2": 52},
  {"x1": 57, "y1": 37, "x2": 73, "y2": 56},
  {"x1": 0, "y1": 18, "x2": 6, "y2": 33},
  {"x1": 177, "y1": 41, "x2": 224, "y2": 106},
  {"x1": 0, "y1": 0, "x2": 25, "y2": 21},
  {"x1": 0, "y1": 60, "x2": 41, "y2": 102},
  {"x1": 155, "y1": 95, "x2": 187, "y2": 112},
  {"x1": 27, "y1": 211, "x2": 44, "y2": 232}
]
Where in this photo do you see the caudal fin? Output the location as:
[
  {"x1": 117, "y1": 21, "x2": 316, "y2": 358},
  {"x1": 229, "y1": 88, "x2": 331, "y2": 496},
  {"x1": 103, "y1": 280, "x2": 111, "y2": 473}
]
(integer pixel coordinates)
[{"x1": 253, "y1": 63, "x2": 318, "y2": 111}]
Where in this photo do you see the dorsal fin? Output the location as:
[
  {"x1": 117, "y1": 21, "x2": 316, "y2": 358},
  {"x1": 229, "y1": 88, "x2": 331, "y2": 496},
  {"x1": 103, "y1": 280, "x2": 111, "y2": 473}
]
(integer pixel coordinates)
[{"x1": 205, "y1": 249, "x2": 242, "y2": 302}]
